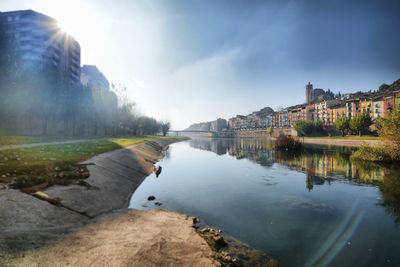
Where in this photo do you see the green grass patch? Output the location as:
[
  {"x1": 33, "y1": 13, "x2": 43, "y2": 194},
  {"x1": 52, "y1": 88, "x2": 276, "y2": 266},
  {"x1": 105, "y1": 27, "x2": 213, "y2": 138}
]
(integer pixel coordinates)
[
  {"x1": 0, "y1": 135, "x2": 95, "y2": 146},
  {"x1": 0, "y1": 136, "x2": 169, "y2": 189}
]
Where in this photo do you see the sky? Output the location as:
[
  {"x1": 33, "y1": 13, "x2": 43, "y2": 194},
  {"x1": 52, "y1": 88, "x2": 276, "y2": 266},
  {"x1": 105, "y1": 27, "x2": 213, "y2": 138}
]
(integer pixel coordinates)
[{"x1": 1, "y1": 0, "x2": 400, "y2": 129}]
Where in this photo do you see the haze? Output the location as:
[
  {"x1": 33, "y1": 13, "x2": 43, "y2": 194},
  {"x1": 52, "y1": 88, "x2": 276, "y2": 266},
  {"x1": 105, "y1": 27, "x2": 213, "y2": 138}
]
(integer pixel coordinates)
[{"x1": 1, "y1": 0, "x2": 399, "y2": 130}]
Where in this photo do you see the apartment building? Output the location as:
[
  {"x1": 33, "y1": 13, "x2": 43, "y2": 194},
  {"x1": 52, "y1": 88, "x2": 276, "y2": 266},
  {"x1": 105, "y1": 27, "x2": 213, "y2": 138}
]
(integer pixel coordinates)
[
  {"x1": 274, "y1": 108, "x2": 289, "y2": 128},
  {"x1": 288, "y1": 104, "x2": 307, "y2": 126},
  {"x1": 80, "y1": 65, "x2": 110, "y2": 90},
  {"x1": 372, "y1": 96, "x2": 384, "y2": 119},
  {"x1": 327, "y1": 103, "x2": 346, "y2": 125},
  {"x1": 0, "y1": 10, "x2": 81, "y2": 84}
]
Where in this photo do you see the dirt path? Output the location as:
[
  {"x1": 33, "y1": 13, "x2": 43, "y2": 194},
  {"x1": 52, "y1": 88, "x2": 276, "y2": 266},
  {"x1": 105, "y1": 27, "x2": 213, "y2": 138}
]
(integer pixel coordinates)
[
  {"x1": 302, "y1": 137, "x2": 383, "y2": 147},
  {"x1": 7, "y1": 209, "x2": 218, "y2": 267}
]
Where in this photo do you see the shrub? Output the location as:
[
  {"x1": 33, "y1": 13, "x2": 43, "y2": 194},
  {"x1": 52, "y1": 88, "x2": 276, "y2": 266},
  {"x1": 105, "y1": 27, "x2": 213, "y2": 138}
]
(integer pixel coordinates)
[
  {"x1": 267, "y1": 127, "x2": 273, "y2": 136},
  {"x1": 351, "y1": 145, "x2": 390, "y2": 162},
  {"x1": 274, "y1": 135, "x2": 302, "y2": 151},
  {"x1": 293, "y1": 120, "x2": 325, "y2": 137},
  {"x1": 378, "y1": 107, "x2": 400, "y2": 160}
]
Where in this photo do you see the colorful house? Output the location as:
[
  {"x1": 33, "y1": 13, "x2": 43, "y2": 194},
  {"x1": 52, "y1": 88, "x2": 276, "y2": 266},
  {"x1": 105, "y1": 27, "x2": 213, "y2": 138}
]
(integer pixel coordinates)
[
  {"x1": 383, "y1": 94, "x2": 395, "y2": 116},
  {"x1": 346, "y1": 98, "x2": 361, "y2": 119},
  {"x1": 327, "y1": 103, "x2": 347, "y2": 125},
  {"x1": 372, "y1": 96, "x2": 384, "y2": 119},
  {"x1": 359, "y1": 98, "x2": 374, "y2": 117}
]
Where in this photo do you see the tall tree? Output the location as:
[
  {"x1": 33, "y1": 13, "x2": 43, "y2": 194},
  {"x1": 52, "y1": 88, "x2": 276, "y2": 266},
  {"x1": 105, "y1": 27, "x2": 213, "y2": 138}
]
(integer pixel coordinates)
[
  {"x1": 350, "y1": 113, "x2": 372, "y2": 136},
  {"x1": 335, "y1": 117, "x2": 350, "y2": 137},
  {"x1": 161, "y1": 121, "x2": 171, "y2": 136}
]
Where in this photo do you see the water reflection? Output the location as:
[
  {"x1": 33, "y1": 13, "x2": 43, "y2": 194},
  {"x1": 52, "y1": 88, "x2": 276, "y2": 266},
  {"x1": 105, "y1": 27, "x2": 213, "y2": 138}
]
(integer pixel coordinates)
[{"x1": 188, "y1": 138, "x2": 400, "y2": 222}]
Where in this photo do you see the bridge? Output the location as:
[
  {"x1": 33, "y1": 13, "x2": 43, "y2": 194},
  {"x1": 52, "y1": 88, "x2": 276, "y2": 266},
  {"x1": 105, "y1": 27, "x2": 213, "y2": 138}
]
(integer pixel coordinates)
[{"x1": 167, "y1": 130, "x2": 215, "y2": 136}]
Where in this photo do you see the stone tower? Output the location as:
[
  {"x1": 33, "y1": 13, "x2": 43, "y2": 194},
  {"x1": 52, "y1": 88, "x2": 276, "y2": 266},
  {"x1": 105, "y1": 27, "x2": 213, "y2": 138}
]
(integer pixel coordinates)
[{"x1": 306, "y1": 82, "x2": 314, "y2": 103}]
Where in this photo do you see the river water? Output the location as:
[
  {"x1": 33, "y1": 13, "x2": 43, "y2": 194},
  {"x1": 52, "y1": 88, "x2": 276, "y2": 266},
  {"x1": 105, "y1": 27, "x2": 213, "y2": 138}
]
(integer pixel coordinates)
[{"x1": 129, "y1": 138, "x2": 400, "y2": 267}]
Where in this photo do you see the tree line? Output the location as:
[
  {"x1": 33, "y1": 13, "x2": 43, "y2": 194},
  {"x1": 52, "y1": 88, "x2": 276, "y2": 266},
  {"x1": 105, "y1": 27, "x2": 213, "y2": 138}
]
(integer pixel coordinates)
[{"x1": 293, "y1": 113, "x2": 373, "y2": 137}]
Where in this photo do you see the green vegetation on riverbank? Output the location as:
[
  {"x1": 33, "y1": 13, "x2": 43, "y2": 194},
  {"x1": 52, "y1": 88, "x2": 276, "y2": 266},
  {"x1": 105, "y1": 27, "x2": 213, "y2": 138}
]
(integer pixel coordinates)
[
  {"x1": 352, "y1": 108, "x2": 400, "y2": 162},
  {"x1": 0, "y1": 136, "x2": 174, "y2": 189},
  {"x1": 0, "y1": 135, "x2": 98, "y2": 146}
]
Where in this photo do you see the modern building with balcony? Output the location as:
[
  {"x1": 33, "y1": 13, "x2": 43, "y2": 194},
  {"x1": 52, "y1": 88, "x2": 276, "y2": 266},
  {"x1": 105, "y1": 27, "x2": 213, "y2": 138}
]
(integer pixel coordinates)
[{"x1": 0, "y1": 10, "x2": 81, "y2": 84}]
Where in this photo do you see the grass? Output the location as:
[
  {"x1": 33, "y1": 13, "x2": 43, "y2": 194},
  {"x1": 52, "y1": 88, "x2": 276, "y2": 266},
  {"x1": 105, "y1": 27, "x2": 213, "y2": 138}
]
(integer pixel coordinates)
[
  {"x1": 0, "y1": 136, "x2": 172, "y2": 189},
  {"x1": 0, "y1": 135, "x2": 96, "y2": 146}
]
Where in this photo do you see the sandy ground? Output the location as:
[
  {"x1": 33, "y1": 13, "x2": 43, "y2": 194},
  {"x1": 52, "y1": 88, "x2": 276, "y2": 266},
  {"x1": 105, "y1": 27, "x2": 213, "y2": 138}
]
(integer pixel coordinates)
[{"x1": 6, "y1": 209, "x2": 218, "y2": 267}]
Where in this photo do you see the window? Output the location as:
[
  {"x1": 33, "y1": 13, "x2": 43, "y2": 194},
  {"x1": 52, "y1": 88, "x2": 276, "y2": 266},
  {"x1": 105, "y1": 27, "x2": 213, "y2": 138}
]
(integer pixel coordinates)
[{"x1": 7, "y1": 16, "x2": 12, "y2": 22}]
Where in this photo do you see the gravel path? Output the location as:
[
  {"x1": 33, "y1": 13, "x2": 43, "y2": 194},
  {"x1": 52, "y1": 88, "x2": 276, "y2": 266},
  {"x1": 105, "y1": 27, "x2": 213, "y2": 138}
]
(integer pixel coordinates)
[{"x1": 303, "y1": 137, "x2": 383, "y2": 147}]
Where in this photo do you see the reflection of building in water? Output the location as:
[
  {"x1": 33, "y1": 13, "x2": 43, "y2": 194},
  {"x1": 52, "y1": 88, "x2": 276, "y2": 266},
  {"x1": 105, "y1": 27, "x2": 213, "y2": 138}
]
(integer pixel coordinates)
[
  {"x1": 189, "y1": 139, "x2": 229, "y2": 155},
  {"x1": 188, "y1": 138, "x2": 386, "y2": 190},
  {"x1": 274, "y1": 150, "x2": 385, "y2": 190}
]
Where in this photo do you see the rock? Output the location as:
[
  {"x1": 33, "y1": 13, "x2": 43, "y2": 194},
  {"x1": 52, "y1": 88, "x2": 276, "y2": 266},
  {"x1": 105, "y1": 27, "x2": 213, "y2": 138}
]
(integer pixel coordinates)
[
  {"x1": 59, "y1": 172, "x2": 65, "y2": 178},
  {"x1": 213, "y1": 235, "x2": 227, "y2": 248},
  {"x1": 1, "y1": 175, "x2": 6, "y2": 178},
  {"x1": 154, "y1": 202, "x2": 162, "y2": 206},
  {"x1": 147, "y1": 196, "x2": 155, "y2": 201},
  {"x1": 54, "y1": 166, "x2": 61, "y2": 172},
  {"x1": 0, "y1": 184, "x2": 8, "y2": 190}
]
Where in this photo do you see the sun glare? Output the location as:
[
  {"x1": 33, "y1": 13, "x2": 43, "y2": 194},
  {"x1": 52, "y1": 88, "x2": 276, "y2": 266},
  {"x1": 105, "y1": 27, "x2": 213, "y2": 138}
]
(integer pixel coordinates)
[{"x1": 37, "y1": 0, "x2": 97, "y2": 40}]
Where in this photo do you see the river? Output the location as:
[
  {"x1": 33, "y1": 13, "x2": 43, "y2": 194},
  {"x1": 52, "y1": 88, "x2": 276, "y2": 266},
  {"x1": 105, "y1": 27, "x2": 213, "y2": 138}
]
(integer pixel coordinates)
[{"x1": 129, "y1": 138, "x2": 400, "y2": 267}]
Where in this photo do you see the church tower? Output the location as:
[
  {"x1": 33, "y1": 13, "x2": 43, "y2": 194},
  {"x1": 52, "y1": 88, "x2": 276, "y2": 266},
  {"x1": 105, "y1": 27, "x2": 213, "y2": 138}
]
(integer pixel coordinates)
[{"x1": 306, "y1": 82, "x2": 314, "y2": 103}]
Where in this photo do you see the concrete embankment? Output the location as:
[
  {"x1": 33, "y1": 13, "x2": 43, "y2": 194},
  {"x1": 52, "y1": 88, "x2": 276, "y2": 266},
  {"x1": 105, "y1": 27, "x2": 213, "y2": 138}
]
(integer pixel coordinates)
[{"x1": 0, "y1": 138, "x2": 187, "y2": 257}]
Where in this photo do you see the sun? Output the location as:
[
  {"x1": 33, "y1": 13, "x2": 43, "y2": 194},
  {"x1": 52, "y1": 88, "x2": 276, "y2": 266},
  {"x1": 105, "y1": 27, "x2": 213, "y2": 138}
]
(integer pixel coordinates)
[{"x1": 36, "y1": 0, "x2": 96, "y2": 40}]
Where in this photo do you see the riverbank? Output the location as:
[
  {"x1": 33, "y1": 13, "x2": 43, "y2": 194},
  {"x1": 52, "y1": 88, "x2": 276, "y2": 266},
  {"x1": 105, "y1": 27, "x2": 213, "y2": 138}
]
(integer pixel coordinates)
[
  {"x1": 6, "y1": 209, "x2": 219, "y2": 267},
  {"x1": 1, "y1": 137, "x2": 278, "y2": 266},
  {"x1": 0, "y1": 138, "x2": 187, "y2": 258},
  {"x1": 302, "y1": 136, "x2": 383, "y2": 147}
]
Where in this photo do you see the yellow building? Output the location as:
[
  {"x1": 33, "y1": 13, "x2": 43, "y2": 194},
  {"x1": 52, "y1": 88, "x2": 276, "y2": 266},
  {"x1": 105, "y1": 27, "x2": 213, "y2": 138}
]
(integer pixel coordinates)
[
  {"x1": 359, "y1": 98, "x2": 374, "y2": 117},
  {"x1": 316, "y1": 100, "x2": 344, "y2": 126},
  {"x1": 328, "y1": 104, "x2": 347, "y2": 125}
]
